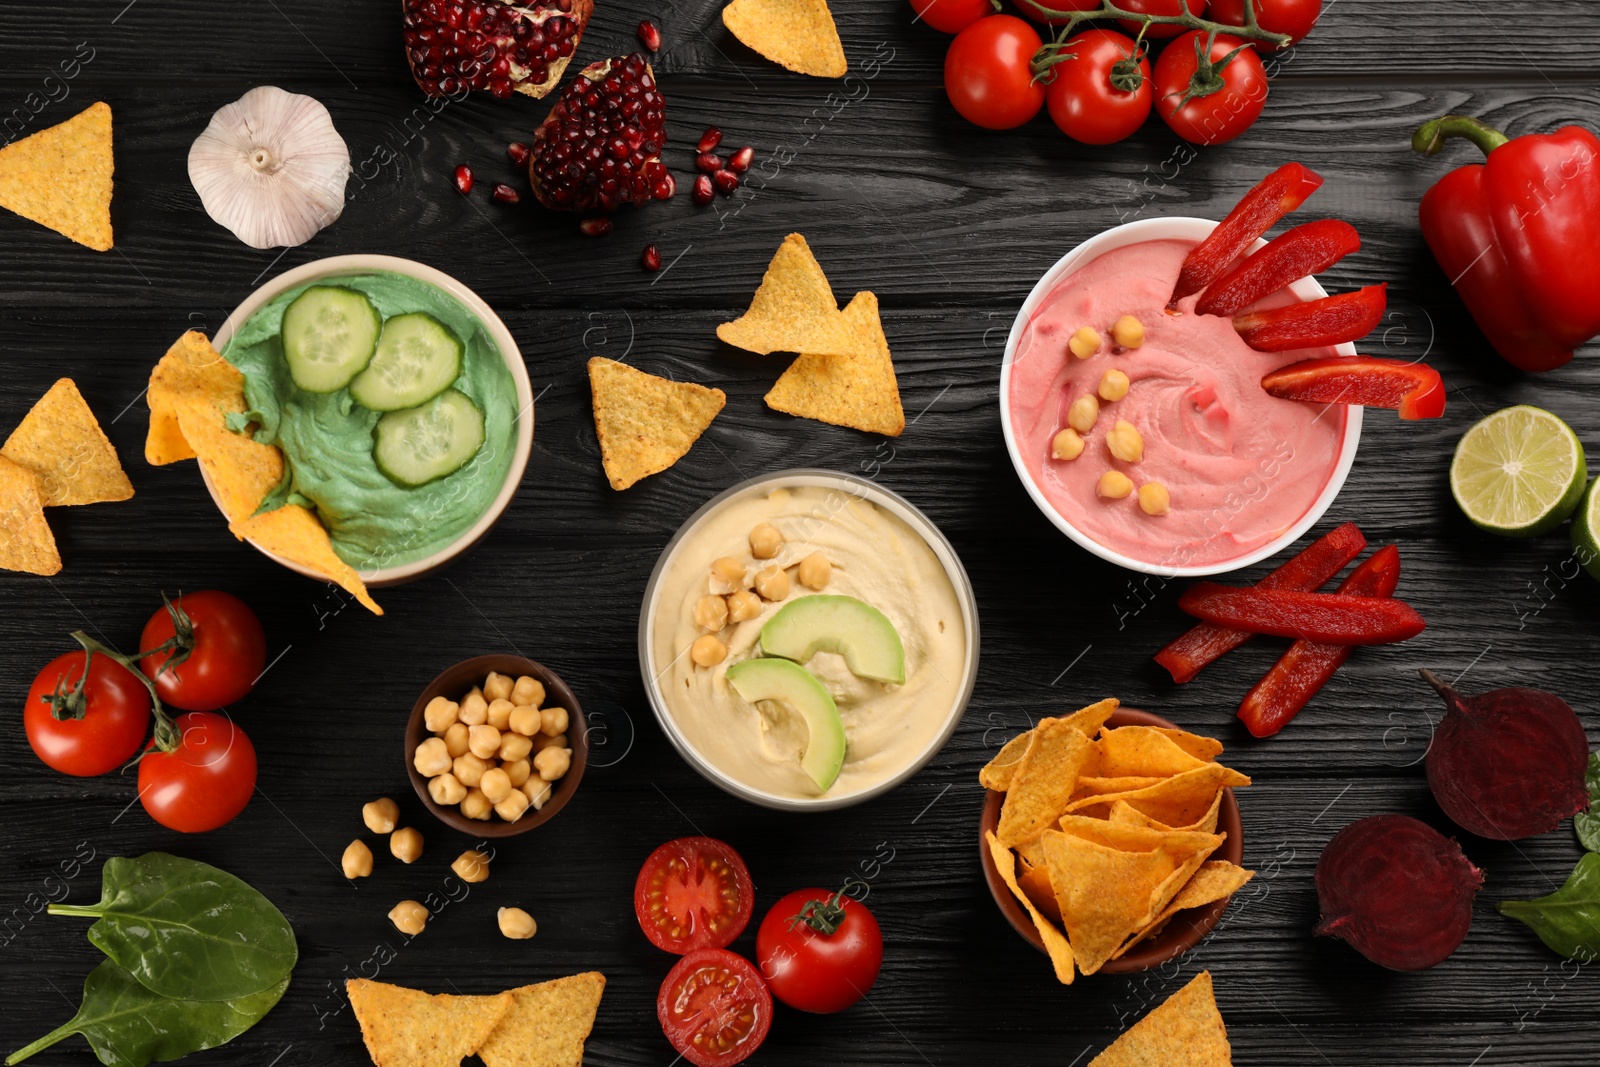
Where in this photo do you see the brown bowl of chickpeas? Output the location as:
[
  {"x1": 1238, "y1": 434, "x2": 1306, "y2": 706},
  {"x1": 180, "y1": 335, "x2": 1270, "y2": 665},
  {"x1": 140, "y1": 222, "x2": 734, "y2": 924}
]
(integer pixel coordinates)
[{"x1": 405, "y1": 655, "x2": 587, "y2": 838}]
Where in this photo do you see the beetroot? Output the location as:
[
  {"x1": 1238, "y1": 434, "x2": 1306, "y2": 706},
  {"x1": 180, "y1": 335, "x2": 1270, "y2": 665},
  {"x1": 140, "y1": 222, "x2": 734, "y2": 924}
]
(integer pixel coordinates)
[
  {"x1": 1421, "y1": 669, "x2": 1589, "y2": 840},
  {"x1": 1315, "y1": 814, "x2": 1482, "y2": 970}
]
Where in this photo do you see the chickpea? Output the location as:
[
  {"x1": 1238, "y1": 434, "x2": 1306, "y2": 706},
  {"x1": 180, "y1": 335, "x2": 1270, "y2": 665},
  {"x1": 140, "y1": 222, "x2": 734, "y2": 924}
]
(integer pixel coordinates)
[
  {"x1": 499, "y1": 732, "x2": 533, "y2": 763},
  {"x1": 754, "y1": 565, "x2": 790, "y2": 601},
  {"x1": 1139, "y1": 481, "x2": 1171, "y2": 516},
  {"x1": 413, "y1": 737, "x2": 452, "y2": 777},
  {"x1": 1068, "y1": 394, "x2": 1100, "y2": 434},
  {"x1": 498, "y1": 907, "x2": 537, "y2": 940},
  {"x1": 797, "y1": 553, "x2": 832, "y2": 590},
  {"x1": 468, "y1": 724, "x2": 503, "y2": 760},
  {"x1": 389, "y1": 900, "x2": 428, "y2": 936},
  {"x1": 748, "y1": 522, "x2": 784, "y2": 559},
  {"x1": 453, "y1": 753, "x2": 488, "y2": 788},
  {"x1": 1106, "y1": 420, "x2": 1145, "y2": 463},
  {"x1": 458, "y1": 689, "x2": 489, "y2": 727},
  {"x1": 533, "y1": 732, "x2": 568, "y2": 753},
  {"x1": 423, "y1": 696, "x2": 459, "y2": 733},
  {"x1": 451, "y1": 850, "x2": 491, "y2": 883},
  {"x1": 1051, "y1": 427, "x2": 1085, "y2": 461},
  {"x1": 540, "y1": 706, "x2": 570, "y2": 737},
  {"x1": 460, "y1": 788, "x2": 493, "y2": 820},
  {"x1": 483, "y1": 672, "x2": 514, "y2": 703},
  {"x1": 479, "y1": 767, "x2": 514, "y2": 805},
  {"x1": 1098, "y1": 470, "x2": 1135, "y2": 500},
  {"x1": 510, "y1": 675, "x2": 544, "y2": 707},
  {"x1": 691, "y1": 634, "x2": 727, "y2": 667},
  {"x1": 523, "y1": 779, "x2": 553, "y2": 810},
  {"x1": 1097, "y1": 369, "x2": 1131, "y2": 403},
  {"x1": 503, "y1": 758, "x2": 532, "y2": 787},
  {"x1": 390, "y1": 827, "x2": 424, "y2": 864},
  {"x1": 362, "y1": 797, "x2": 399, "y2": 835},
  {"x1": 1068, "y1": 326, "x2": 1102, "y2": 359},
  {"x1": 495, "y1": 789, "x2": 530, "y2": 822},
  {"x1": 710, "y1": 556, "x2": 747, "y2": 590},
  {"x1": 341, "y1": 840, "x2": 373, "y2": 879},
  {"x1": 509, "y1": 705, "x2": 542, "y2": 737},
  {"x1": 443, "y1": 722, "x2": 471, "y2": 759},
  {"x1": 1112, "y1": 314, "x2": 1145, "y2": 349},
  {"x1": 726, "y1": 589, "x2": 762, "y2": 623},
  {"x1": 694, "y1": 594, "x2": 729, "y2": 631},
  {"x1": 428, "y1": 772, "x2": 467, "y2": 806},
  {"x1": 534, "y1": 746, "x2": 572, "y2": 782},
  {"x1": 486, "y1": 698, "x2": 515, "y2": 731}
]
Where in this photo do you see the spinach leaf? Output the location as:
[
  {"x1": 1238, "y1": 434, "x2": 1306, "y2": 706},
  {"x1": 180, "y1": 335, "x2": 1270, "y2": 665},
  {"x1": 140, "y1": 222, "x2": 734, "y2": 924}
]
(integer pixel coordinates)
[
  {"x1": 49, "y1": 853, "x2": 297, "y2": 1002},
  {"x1": 5, "y1": 959, "x2": 287, "y2": 1067},
  {"x1": 1499, "y1": 852, "x2": 1600, "y2": 962},
  {"x1": 1575, "y1": 753, "x2": 1600, "y2": 853}
]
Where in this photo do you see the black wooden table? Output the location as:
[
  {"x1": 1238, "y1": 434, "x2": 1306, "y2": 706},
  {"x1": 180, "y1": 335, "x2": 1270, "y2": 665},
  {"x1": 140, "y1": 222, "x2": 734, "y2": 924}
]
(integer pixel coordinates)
[{"x1": 3, "y1": 3, "x2": 1599, "y2": 1064}]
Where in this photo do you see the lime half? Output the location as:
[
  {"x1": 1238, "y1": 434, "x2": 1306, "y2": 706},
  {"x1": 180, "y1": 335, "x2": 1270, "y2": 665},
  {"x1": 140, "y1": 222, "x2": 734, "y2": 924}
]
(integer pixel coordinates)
[
  {"x1": 1571, "y1": 477, "x2": 1600, "y2": 579},
  {"x1": 1450, "y1": 405, "x2": 1587, "y2": 538}
]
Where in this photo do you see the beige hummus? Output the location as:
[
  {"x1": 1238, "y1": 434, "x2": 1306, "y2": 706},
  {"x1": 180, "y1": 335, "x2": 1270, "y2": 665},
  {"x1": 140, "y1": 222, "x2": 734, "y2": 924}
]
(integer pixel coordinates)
[{"x1": 650, "y1": 485, "x2": 968, "y2": 799}]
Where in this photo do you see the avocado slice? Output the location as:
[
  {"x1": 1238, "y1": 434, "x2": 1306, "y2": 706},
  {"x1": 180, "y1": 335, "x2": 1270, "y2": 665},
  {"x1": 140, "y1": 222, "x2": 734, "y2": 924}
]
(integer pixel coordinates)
[
  {"x1": 759, "y1": 595, "x2": 906, "y2": 685},
  {"x1": 725, "y1": 658, "x2": 847, "y2": 791}
]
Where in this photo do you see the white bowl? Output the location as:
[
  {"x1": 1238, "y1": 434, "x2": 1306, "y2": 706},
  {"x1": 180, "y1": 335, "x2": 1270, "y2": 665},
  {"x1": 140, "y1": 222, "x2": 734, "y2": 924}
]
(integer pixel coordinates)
[
  {"x1": 998, "y1": 217, "x2": 1362, "y2": 578},
  {"x1": 210, "y1": 254, "x2": 534, "y2": 587},
  {"x1": 638, "y1": 469, "x2": 980, "y2": 812}
]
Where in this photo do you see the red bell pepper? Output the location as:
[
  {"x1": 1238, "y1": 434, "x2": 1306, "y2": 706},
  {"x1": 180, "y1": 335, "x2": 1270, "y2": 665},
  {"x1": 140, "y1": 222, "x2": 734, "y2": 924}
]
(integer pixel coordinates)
[
  {"x1": 1178, "y1": 583, "x2": 1425, "y2": 644},
  {"x1": 1155, "y1": 521, "x2": 1366, "y2": 683},
  {"x1": 1413, "y1": 114, "x2": 1600, "y2": 373},
  {"x1": 1233, "y1": 284, "x2": 1387, "y2": 351},
  {"x1": 1261, "y1": 355, "x2": 1446, "y2": 420},
  {"x1": 1170, "y1": 162, "x2": 1324, "y2": 307},
  {"x1": 1236, "y1": 544, "x2": 1402, "y2": 737},
  {"x1": 1196, "y1": 219, "x2": 1362, "y2": 318}
]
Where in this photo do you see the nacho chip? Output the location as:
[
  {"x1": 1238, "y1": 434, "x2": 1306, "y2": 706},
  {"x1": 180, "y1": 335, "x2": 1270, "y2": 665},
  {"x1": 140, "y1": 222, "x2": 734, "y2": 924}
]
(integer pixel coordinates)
[
  {"x1": 588, "y1": 357, "x2": 725, "y2": 491},
  {"x1": 478, "y1": 972, "x2": 606, "y2": 1067},
  {"x1": 1041, "y1": 829, "x2": 1197, "y2": 977},
  {"x1": 1087, "y1": 971, "x2": 1232, "y2": 1067},
  {"x1": 1016, "y1": 855, "x2": 1063, "y2": 926},
  {"x1": 1054, "y1": 816, "x2": 1223, "y2": 863},
  {"x1": 1113, "y1": 862, "x2": 1255, "y2": 961},
  {"x1": 721, "y1": 0, "x2": 847, "y2": 78},
  {"x1": 0, "y1": 455, "x2": 61, "y2": 575},
  {"x1": 1155, "y1": 727, "x2": 1223, "y2": 762},
  {"x1": 979, "y1": 727, "x2": 1035, "y2": 792},
  {"x1": 1075, "y1": 776, "x2": 1164, "y2": 799},
  {"x1": 0, "y1": 101, "x2": 112, "y2": 250},
  {"x1": 346, "y1": 979, "x2": 511, "y2": 1067},
  {"x1": 146, "y1": 331, "x2": 242, "y2": 465},
  {"x1": 1066, "y1": 763, "x2": 1249, "y2": 828},
  {"x1": 996, "y1": 717, "x2": 1093, "y2": 847},
  {"x1": 232, "y1": 505, "x2": 382, "y2": 616},
  {"x1": 1092, "y1": 726, "x2": 1211, "y2": 779},
  {"x1": 1108, "y1": 793, "x2": 1224, "y2": 835},
  {"x1": 717, "y1": 234, "x2": 855, "y2": 356},
  {"x1": 2, "y1": 379, "x2": 132, "y2": 506},
  {"x1": 1059, "y1": 697, "x2": 1119, "y2": 737},
  {"x1": 765, "y1": 291, "x2": 904, "y2": 436},
  {"x1": 987, "y1": 830, "x2": 1074, "y2": 985}
]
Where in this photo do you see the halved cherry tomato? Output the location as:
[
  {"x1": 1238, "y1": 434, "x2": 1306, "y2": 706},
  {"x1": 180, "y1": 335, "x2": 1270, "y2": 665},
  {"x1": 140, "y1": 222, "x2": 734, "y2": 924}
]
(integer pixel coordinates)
[
  {"x1": 1044, "y1": 29, "x2": 1151, "y2": 145},
  {"x1": 1153, "y1": 30, "x2": 1267, "y2": 145},
  {"x1": 1117, "y1": 0, "x2": 1206, "y2": 38},
  {"x1": 657, "y1": 948, "x2": 772, "y2": 1067},
  {"x1": 25, "y1": 651, "x2": 151, "y2": 777},
  {"x1": 756, "y1": 887, "x2": 883, "y2": 1013},
  {"x1": 944, "y1": 15, "x2": 1046, "y2": 130},
  {"x1": 138, "y1": 712, "x2": 258, "y2": 833},
  {"x1": 1209, "y1": 0, "x2": 1321, "y2": 49},
  {"x1": 139, "y1": 591, "x2": 267, "y2": 712},
  {"x1": 910, "y1": 0, "x2": 998, "y2": 33},
  {"x1": 634, "y1": 837, "x2": 755, "y2": 954}
]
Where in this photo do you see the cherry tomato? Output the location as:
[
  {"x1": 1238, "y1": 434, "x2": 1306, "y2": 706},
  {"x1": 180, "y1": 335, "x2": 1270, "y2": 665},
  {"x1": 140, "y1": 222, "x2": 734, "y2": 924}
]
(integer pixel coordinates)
[
  {"x1": 139, "y1": 591, "x2": 267, "y2": 712},
  {"x1": 910, "y1": 0, "x2": 996, "y2": 34},
  {"x1": 1209, "y1": 0, "x2": 1321, "y2": 49},
  {"x1": 138, "y1": 712, "x2": 257, "y2": 833},
  {"x1": 1117, "y1": 0, "x2": 1205, "y2": 38},
  {"x1": 25, "y1": 651, "x2": 152, "y2": 777},
  {"x1": 657, "y1": 948, "x2": 772, "y2": 1067},
  {"x1": 1153, "y1": 30, "x2": 1268, "y2": 145},
  {"x1": 755, "y1": 887, "x2": 883, "y2": 1014},
  {"x1": 634, "y1": 837, "x2": 755, "y2": 954},
  {"x1": 1012, "y1": 0, "x2": 1096, "y2": 28},
  {"x1": 1044, "y1": 29, "x2": 1152, "y2": 145},
  {"x1": 944, "y1": 15, "x2": 1046, "y2": 130}
]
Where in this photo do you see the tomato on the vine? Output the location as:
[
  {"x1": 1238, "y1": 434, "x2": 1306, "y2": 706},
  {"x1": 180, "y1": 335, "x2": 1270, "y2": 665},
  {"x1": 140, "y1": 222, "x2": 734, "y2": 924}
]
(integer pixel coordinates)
[
  {"x1": 137, "y1": 711, "x2": 258, "y2": 833},
  {"x1": 910, "y1": 0, "x2": 997, "y2": 34},
  {"x1": 755, "y1": 887, "x2": 883, "y2": 1014},
  {"x1": 1153, "y1": 30, "x2": 1267, "y2": 145},
  {"x1": 634, "y1": 837, "x2": 755, "y2": 954},
  {"x1": 1209, "y1": 0, "x2": 1321, "y2": 49},
  {"x1": 944, "y1": 15, "x2": 1046, "y2": 130},
  {"x1": 657, "y1": 948, "x2": 772, "y2": 1067},
  {"x1": 1012, "y1": 0, "x2": 1095, "y2": 28},
  {"x1": 138, "y1": 591, "x2": 266, "y2": 712},
  {"x1": 1044, "y1": 29, "x2": 1152, "y2": 145},
  {"x1": 25, "y1": 651, "x2": 151, "y2": 777},
  {"x1": 1116, "y1": 0, "x2": 1206, "y2": 38}
]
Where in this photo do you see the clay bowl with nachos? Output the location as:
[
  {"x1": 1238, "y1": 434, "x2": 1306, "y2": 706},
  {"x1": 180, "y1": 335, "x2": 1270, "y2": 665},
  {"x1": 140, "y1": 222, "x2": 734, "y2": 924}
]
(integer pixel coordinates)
[{"x1": 978, "y1": 702, "x2": 1250, "y2": 982}]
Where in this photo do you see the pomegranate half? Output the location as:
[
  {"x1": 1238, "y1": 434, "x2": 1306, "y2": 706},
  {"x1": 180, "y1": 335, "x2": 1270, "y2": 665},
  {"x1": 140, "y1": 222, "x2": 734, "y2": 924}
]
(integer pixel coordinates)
[
  {"x1": 402, "y1": 0, "x2": 594, "y2": 100},
  {"x1": 528, "y1": 53, "x2": 672, "y2": 212}
]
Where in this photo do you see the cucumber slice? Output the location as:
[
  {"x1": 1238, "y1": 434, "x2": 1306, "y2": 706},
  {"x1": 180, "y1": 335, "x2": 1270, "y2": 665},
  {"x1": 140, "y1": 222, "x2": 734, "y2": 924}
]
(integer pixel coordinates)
[
  {"x1": 280, "y1": 286, "x2": 381, "y2": 394},
  {"x1": 372, "y1": 389, "x2": 485, "y2": 488},
  {"x1": 349, "y1": 312, "x2": 464, "y2": 412}
]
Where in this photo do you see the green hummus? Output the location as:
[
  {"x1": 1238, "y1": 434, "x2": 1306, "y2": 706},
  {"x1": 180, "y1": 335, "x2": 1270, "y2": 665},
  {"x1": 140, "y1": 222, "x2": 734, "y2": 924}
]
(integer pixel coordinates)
[{"x1": 222, "y1": 271, "x2": 518, "y2": 570}]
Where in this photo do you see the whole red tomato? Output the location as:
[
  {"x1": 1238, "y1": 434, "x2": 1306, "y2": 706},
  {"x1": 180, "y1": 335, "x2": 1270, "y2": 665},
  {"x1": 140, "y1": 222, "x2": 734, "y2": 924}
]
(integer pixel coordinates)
[
  {"x1": 634, "y1": 837, "x2": 755, "y2": 954},
  {"x1": 657, "y1": 948, "x2": 772, "y2": 1067},
  {"x1": 1012, "y1": 0, "x2": 1095, "y2": 28},
  {"x1": 138, "y1": 712, "x2": 257, "y2": 833},
  {"x1": 944, "y1": 15, "x2": 1046, "y2": 130},
  {"x1": 910, "y1": 0, "x2": 996, "y2": 34},
  {"x1": 1153, "y1": 30, "x2": 1267, "y2": 145},
  {"x1": 138, "y1": 591, "x2": 266, "y2": 712},
  {"x1": 755, "y1": 887, "x2": 883, "y2": 1014},
  {"x1": 25, "y1": 651, "x2": 152, "y2": 777},
  {"x1": 1117, "y1": 0, "x2": 1206, "y2": 38},
  {"x1": 1045, "y1": 29, "x2": 1152, "y2": 145},
  {"x1": 1209, "y1": 0, "x2": 1321, "y2": 49}
]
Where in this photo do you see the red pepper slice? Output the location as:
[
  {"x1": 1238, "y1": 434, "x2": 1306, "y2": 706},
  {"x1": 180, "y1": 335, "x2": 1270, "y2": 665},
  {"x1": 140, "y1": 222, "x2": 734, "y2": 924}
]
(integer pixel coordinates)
[
  {"x1": 1195, "y1": 220, "x2": 1361, "y2": 318},
  {"x1": 1233, "y1": 284, "x2": 1387, "y2": 351},
  {"x1": 1170, "y1": 162, "x2": 1324, "y2": 307},
  {"x1": 1178, "y1": 584, "x2": 1426, "y2": 644},
  {"x1": 1154, "y1": 521, "x2": 1366, "y2": 684},
  {"x1": 1236, "y1": 544, "x2": 1402, "y2": 738},
  {"x1": 1261, "y1": 355, "x2": 1446, "y2": 420}
]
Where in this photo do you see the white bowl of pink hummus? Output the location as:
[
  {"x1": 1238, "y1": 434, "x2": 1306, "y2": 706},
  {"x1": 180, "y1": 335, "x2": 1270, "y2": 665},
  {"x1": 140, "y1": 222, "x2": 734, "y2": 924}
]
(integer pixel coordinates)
[{"x1": 1000, "y1": 217, "x2": 1362, "y2": 576}]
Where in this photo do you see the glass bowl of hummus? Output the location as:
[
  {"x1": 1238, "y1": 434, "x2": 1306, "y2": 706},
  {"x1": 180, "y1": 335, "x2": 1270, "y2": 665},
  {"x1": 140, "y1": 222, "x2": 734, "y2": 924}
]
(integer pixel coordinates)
[
  {"x1": 211, "y1": 254, "x2": 534, "y2": 586},
  {"x1": 639, "y1": 470, "x2": 980, "y2": 812},
  {"x1": 1000, "y1": 217, "x2": 1363, "y2": 577}
]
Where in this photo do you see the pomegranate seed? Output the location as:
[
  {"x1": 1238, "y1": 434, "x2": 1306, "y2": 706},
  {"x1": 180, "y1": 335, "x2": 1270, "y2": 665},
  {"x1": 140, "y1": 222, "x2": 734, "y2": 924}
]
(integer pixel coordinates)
[
  {"x1": 696, "y1": 127, "x2": 723, "y2": 153},
  {"x1": 712, "y1": 169, "x2": 740, "y2": 195},
  {"x1": 694, "y1": 152, "x2": 723, "y2": 174},
  {"x1": 580, "y1": 216, "x2": 613, "y2": 236},
  {"x1": 636, "y1": 19, "x2": 661, "y2": 51},
  {"x1": 691, "y1": 174, "x2": 714, "y2": 206},
  {"x1": 452, "y1": 164, "x2": 474, "y2": 194},
  {"x1": 507, "y1": 141, "x2": 531, "y2": 167},
  {"x1": 727, "y1": 146, "x2": 754, "y2": 173},
  {"x1": 642, "y1": 244, "x2": 662, "y2": 271},
  {"x1": 653, "y1": 172, "x2": 677, "y2": 200},
  {"x1": 491, "y1": 182, "x2": 521, "y2": 204}
]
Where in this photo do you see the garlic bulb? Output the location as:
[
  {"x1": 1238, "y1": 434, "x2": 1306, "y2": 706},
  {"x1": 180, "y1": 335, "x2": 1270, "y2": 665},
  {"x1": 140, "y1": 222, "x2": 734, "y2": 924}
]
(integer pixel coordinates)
[{"x1": 188, "y1": 86, "x2": 350, "y2": 249}]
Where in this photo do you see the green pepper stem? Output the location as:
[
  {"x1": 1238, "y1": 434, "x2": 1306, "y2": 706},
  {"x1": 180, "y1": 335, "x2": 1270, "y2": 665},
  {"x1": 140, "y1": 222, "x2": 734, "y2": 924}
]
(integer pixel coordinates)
[{"x1": 1412, "y1": 115, "x2": 1511, "y2": 158}]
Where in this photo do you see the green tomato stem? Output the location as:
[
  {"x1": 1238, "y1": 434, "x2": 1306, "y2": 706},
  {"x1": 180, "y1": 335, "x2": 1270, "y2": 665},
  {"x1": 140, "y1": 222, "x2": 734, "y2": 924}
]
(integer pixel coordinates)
[
  {"x1": 66, "y1": 631, "x2": 182, "y2": 755},
  {"x1": 1027, "y1": 0, "x2": 1291, "y2": 51}
]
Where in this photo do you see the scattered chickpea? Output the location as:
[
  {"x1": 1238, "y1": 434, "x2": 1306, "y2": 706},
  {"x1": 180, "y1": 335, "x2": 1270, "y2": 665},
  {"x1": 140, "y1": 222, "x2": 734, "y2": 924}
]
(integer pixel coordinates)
[
  {"x1": 1139, "y1": 482, "x2": 1171, "y2": 516},
  {"x1": 413, "y1": 737, "x2": 452, "y2": 777},
  {"x1": 453, "y1": 753, "x2": 488, "y2": 788},
  {"x1": 498, "y1": 732, "x2": 533, "y2": 763},
  {"x1": 483, "y1": 672, "x2": 514, "y2": 703},
  {"x1": 510, "y1": 675, "x2": 544, "y2": 707},
  {"x1": 533, "y1": 732, "x2": 568, "y2": 753},
  {"x1": 726, "y1": 589, "x2": 762, "y2": 622},
  {"x1": 390, "y1": 827, "x2": 424, "y2": 864},
  {"x1": 523, "y1": 779, "x2": 553, "y2": 810},
  {"x1": 1051, "y1": 427, "x2": 1085, "y2": 461},
  {"x1": 468, "y1": 724, "x2": 503, "y2": 760},
  {"x1": 534, "y1": 746, "x2": 573, "y2": 782},
  {"x1": 423, "y1": 696, "x2": 459, "y2": 733},
  {"x1": 442, "y1": 722, "x2": 471, "y2": 758},
  {"x1": 1097, "y1": 369, "x2": 1131, "y2": 403},
  {"x1": 389, "y1": 900, "x2": 428, "y2": 936},
  {"x1": 1112, "y1": 314, "x2": 1145, "y2": 349},
  {"x1": 1098, "y1": 470, "x2": 1135, "y2": 500},
  {"x1": 754, "y1": 565, "x2": 790, "y2": 601},
  {"x1": 460, "y1": 788, "x2": 493, "y2": 820},
  {"x1": 691, "y1": 634, "x2": 727, "y2": 667},
  {"x1": 509, "y1": 705, "x2": 542, "y2": 736},
  {"x1": 710, "y1": 556, "x2": 747, "y2": 590},
  {"x1": 341, "y1": 840, "x2": 373, "y2": 879},
  {"x1": 452, "y1": 850, "x2": 491, "y2": 884},
  {"x1": 458, "y1": 689, "x2": 489, "y2": 727},
  {"x1": 540, "y1": 706, "x2": 569, "y2": 737},
  {"x1": 1068, "y1": 394, "x2": 1100, "y2": 434},
  {"x1": 429, "y1": 773, "x2": 467, "y2": 806},
  {"x1": 503, "y1": 758, "x2": 532, "y2": 787},
  {"x1": 797, "y1": 553, "x2": 832, "y2": 590},
  {"x1": 495, "y1": 790, "x2": 530, "y2": 822},
  {"x1": 1068, "y1": 326, "x2": 1102, "y2": 359},
  {"x1": 749, "y1": 522, "x2": 784, "y2": 559},
  {"x1": 1106, "y1": 420, "x2": 1145, "y2": 463},
  {"x1": 479, "y1": 767, "x2": 514, "y2": 805},
  {"x1": 498, "y1": 907, "x2": 537, "y2": 940},
  {"x1": 362, "y1": 798, "x2": 399, "y2": 835}
]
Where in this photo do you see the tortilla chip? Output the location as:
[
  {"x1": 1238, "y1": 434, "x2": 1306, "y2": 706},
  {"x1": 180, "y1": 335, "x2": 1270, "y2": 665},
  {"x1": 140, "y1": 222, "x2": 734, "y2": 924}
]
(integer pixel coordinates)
[
  {"x1": 1074, "y1": 776, "x2": 1165, "y2": 800},
  {"x1": 1155, "y1": 727, "x2": 1223, "y2": 762},
  {"x1": 1091, "y1": 727, "x2": 1211, "y2": 779},
  {"x1": 146, "y1": 331, "x2": 243, "y2": 465},
  {"x1": 587, "y1": 358, "x2": 725, "y2": 491},
  {"x1": 722, "y1": 0, "x2": 847, "y2": 77},
  {"x1": 2, "y1": 379, "x2": 132, "y2": 506},
  {"x1": 478, "y1": 972, "x2": 605, "y2": 1067},
  {"x1": 979, "y1": 727, "x2": 1035, "y2": 792},
  {"x1": 1041, "y1": 829, "x2": 1194, "y2": 977},
  {"x1": 0, "y1": 455, "x2": 61, "y2": 575},
  {"x1": 1108, "y1": 793, "x2": 1224, "y2": 835},
  {"x1": 1088, "y1": 971, "x2": 1232, "y2": 1066},
  {"x1": 1016, "y1": 855, "x2": 1063, "y2": 926},
  {"x1": 0, "y1": 101, "x2": 112, "y2": 250},
  {"x1": 1059, "y1": 697, "x2": 1119, "y2": 737},
  {"x1": 996, "y1": 718, "x2": 1093, "y2": 847},
  {"x1": 987, "y1": 831, "x2": 1073, "y2": 985},
  {"x1": 717, "y1": 234, "x2": 855, "y2": 357},
  {"x1": 765, "y1": 291, "x2": 904, "y2": 436},
  {"x1": 1113, "y1": 862, "x2": 1255, "y2": 961},
  {"x1": 1066, "y1": 763, "x2": 1249, "y2": 828},
  {"x1": 346, "y1": 979, "x2": 511, "y2": 1067},
  {"x1": 232, "y1": 504, "x2": 382, "y2": 616}
]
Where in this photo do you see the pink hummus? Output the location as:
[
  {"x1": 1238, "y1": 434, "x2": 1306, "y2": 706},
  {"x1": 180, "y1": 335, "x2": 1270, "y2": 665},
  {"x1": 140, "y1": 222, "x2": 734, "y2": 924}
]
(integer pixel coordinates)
[{"x1": 1007, "y1": 238, "x2": 1346, "y2": 569}]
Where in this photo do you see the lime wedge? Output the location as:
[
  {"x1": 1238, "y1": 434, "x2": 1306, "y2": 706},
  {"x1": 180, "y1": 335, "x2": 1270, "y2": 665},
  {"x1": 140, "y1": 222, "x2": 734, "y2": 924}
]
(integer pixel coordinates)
[
  {"x1": 1571, "y1": 478, "x2": 1600, "y2": 579},
  {"x1": 1450, "y1": 405, "x2": 1587, "y2": 538}
]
